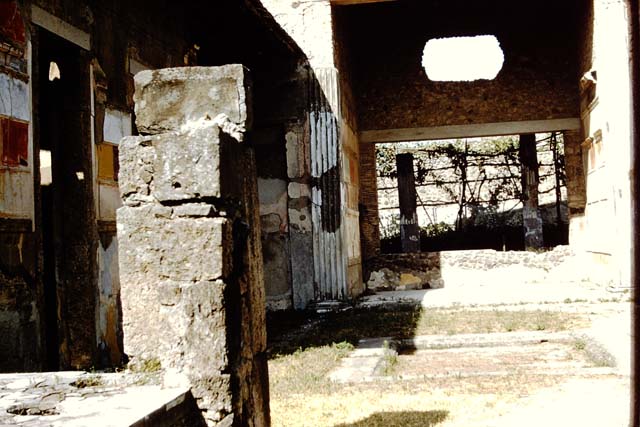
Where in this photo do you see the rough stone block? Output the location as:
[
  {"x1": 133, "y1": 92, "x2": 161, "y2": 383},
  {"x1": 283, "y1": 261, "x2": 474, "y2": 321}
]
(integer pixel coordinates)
[
  {"x1": 117, "y1": 206, "x2": 230, "y2": 282},
  {"x1": 118, "y1": 135, "x2": 156, "y2": 204},
  {"x1": 119, "y1": 125, "x2": 228, "y2": 203},
  {"x1": 133, "y1": 65, "x2": 252, "y2": 134}
]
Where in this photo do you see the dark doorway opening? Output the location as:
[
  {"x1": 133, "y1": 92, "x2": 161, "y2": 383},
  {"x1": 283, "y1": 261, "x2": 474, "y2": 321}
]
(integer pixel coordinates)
[{"x1": 37, "y1": 28, "x2": 95, "y2": 370}]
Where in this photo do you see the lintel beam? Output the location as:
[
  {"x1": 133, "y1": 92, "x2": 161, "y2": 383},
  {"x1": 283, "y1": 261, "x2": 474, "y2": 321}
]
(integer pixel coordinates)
[
  {"x1": 360, "y1": 118, "x2": 581, "y2": 143},
  {"x1": 31, "y1": 6, "x2": 91, "y2": 50}
]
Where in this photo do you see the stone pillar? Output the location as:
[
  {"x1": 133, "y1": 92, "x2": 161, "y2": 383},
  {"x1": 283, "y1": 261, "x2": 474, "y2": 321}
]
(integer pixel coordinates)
[
  {"x1": 396, "y1": 153, "x2": 420, "y2": 253},
  {"x1": 309, "y1": 67, "x2": 348, "y2": 300},
  {"x1": 117, "y1": 66, "x2": 269, "y2": 427},
  {"x1": 519, "y1": 134, "x2": 544, "y2": 249},
  {"x1": 563, "y1": 129, "x2": 587, "y2": 247}
]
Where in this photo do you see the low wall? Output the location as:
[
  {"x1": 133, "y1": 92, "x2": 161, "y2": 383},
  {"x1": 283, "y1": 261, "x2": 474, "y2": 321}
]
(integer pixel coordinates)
[{"x1": 366, "y1": 246, "x2": 582, "y2": 290}]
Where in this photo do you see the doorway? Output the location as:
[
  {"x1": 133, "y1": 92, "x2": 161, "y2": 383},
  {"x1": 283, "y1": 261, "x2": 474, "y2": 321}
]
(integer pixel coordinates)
[{"x1": 36, "y1": 28, "x2": 96, "y2": 370}]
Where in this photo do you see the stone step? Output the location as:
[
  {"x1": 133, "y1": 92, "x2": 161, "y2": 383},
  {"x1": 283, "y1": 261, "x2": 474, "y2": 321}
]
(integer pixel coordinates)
[{"x1": 0, "y1": 372, "x2": 204, "y2": 426}]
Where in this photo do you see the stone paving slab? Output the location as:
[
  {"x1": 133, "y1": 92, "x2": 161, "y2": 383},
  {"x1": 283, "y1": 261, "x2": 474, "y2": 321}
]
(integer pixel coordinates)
[
  {"x1": 328, "y1": 326, "x2": 624, "y2": 384},
  {"x1": 360, "y1": 280, "x2": 621, "y2": 309},
  {"x1": 401, "y1": 330, "x2": 579, "y2": 350},
  {"x1": 0, "y1": 372, "x2": 191, "y2": 426}
]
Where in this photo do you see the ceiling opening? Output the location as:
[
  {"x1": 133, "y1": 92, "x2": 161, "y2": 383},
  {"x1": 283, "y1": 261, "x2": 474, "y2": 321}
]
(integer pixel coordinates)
[{"x1": 422, "y1": 35, "x2": 504, "y2": 82}]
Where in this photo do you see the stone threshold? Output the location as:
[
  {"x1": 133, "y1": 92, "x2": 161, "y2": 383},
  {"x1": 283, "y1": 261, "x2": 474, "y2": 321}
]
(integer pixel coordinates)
[{"x1": 0, "y1": 371, "x2": 202, "y2": 426}]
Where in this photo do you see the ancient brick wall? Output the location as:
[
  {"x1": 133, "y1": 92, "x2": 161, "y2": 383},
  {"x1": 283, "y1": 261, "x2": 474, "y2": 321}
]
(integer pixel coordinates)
[
  {"x1": 118, "y1": 66, "x2": 268, "y2": 426},
  {"x1": 358, "y1": 141, "x2": 380, "y2": 266},
  {"x1": 339, "y1": 1, "x2": 581, "y2": 132},
  {"x1": 0, "y1": 1, "x2": 42, "y2": 372}
]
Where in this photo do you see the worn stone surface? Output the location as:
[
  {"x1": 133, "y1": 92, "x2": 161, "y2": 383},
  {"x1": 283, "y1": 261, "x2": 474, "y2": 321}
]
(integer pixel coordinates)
[
  {"x1": 366, "y1": 246, "x2": 578, "y2": 290},
  {"x1": 118, "y1": 208, "x2": 228, "y2": 283},
  {"x1": 119, "y1": 125, "x2": 228, "y2": 204},
  {"x1": 118, "y1": 66, "x2": 268, "y2": 426},
  {"x1": 0, "y1": 372, "x2": 206, "y2": 426},
  {"x1": 133, "y1": 66, "x2": 252, "y2": 135}
]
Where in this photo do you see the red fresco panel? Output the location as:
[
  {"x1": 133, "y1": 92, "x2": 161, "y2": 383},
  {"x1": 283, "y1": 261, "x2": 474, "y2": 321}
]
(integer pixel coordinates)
[
  {"x1": 0, "y1": 1, "x2": 26, "y2": 46},
  {"x1": 0, "y1": 118, "x2": 7, "y2": 163},
  {"x1": 1, "y1": 118, "x2": 28, "y2": 167}
]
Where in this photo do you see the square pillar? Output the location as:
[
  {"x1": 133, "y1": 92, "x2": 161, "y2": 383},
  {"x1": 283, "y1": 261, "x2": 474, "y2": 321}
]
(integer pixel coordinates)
[
  {"x1": 396, "y1": 153, "x2": 420, "y2": 253},
  {"x1": 519, "y1": 134, "x2": 543, "y2": 249},
  {"x1": 117, "y1": 66, "x2": 268, "y2": 427}
]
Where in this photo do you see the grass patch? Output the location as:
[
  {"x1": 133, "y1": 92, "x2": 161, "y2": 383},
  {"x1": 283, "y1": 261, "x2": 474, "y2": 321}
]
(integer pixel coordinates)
[
  {"x1": 573, "y1": 336, "x2": 617, "y2": 367},
  {"x1": 269, "y1": 374, "x2": 569, "y2": 427},
  {"x1": 268, "y1": 305, "x2": 422, "y2": 358},
  {"x1": 269, "y1": 341, "x2": 354, "y2": 397},
  {"x1": 416, "y1": 309, "x2": 584, "y2": 335},
  {"x1": 268, "y1": 306, "x2": 584, "y2": 358},
  {"x1": 333, "y1": 410, "x2": 449, "y2": 426},
  {"x1": 267, "y1": 302, "x2": 617, "y2": 427},
  {"x1": 378, "y1": 340, "x2": 398, "y2": 376},
  {"x1": 128, "y1": 357, "x2": 162, "y2": 373}
]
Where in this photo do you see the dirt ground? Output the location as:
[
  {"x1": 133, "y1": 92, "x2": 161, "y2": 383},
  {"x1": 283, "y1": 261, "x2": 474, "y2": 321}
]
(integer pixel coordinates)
[{"x1": 267, "y1": 282, "x2": 631, "y2": 427}]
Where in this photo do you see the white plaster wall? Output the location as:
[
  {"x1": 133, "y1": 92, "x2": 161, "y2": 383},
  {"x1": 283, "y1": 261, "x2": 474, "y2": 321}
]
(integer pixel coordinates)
[
  {"x1": 97, "y1": 109, "x2": 130, "y2": 221},
  {"x1": 0, "y1": 74, "x2": 30, "y2": 121},
  {"x1": 580, "y1": 0, "x2": 632, "y2": 286},
  {"x1": 258, "y1": 177, "x2": 289, "y2": 230},
  {"x1": 260, "y1": 0, "x2": 335, "y2": 69},
  {"x1": 103, "y1": 109, "x2": 132, "y2": 144}
]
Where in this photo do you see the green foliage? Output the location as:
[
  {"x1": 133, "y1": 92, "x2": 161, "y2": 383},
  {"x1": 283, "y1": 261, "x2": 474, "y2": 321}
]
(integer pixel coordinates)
[
  {"x1": 376, "y1": 133, "x2": 566, "y2": 235},
  {"x1": 380, "y1": 214, "x2": 400, "y2": 239},
  {"x1": 421, "y1": 221, "x2": 453, "y2": 237},
  {"x1": 376, "y1": 144, "x2": 398, "y2": 178}
]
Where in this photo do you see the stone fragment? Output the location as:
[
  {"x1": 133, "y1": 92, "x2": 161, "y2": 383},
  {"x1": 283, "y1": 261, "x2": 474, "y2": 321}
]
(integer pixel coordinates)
[
  {"x1": 152, "y1": 125, "x2": 223, "y2": 202},
  {"x1": 119, "y1": 125, "x2": 235, "y2": 203},
  {"x1": 134, "y1": 65, "x2": 252, "y2": 134},
  {"x1": 118, "y1": 135, "x2": 156, "y2": 203},
  {"x1": 397, "y1": 273, "x2": 422, "y2": 291},
  {"x1": 367, "y1": 270, "x2": 386, "y2": 290}
]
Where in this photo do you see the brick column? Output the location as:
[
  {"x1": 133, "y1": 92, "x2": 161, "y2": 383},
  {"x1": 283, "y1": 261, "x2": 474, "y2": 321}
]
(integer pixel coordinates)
[
  {"x1": 358, "y1": 141, "x2": 380, "y2": 263},
  {"x1": 396, "y1": 153, "x2": 420, "y2": 253},
  {"x1": 564, "y1": 129, "x2": 587, "y2": 214},
  {"x1": 117, "y1": 66, "x2": 269, "y2": 427}
]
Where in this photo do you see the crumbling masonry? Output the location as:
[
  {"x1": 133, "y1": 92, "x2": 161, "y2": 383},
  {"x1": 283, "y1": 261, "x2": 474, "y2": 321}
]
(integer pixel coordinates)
[{"x1": 117, "y1": 66, "x2": 269, "y2": 426}]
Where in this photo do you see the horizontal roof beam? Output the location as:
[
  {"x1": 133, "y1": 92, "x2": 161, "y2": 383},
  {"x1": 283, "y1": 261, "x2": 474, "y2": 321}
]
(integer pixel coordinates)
[
  {"x1": 360, "y1": 118, "x2": 581, "y2": 143},
  {"x1": 31, "y1": 6, "x2": 91, "y2": 50}
]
